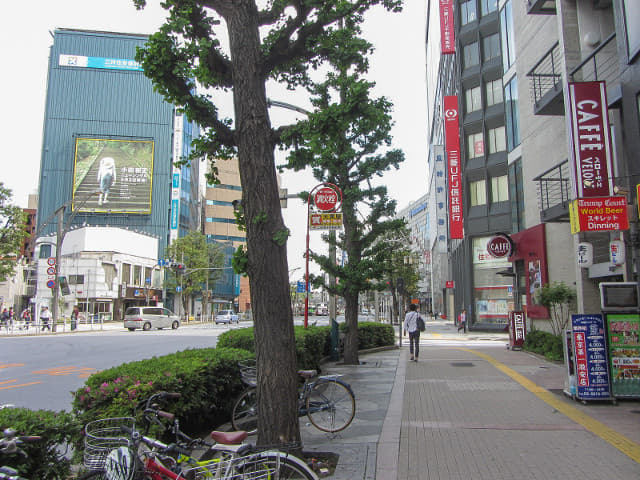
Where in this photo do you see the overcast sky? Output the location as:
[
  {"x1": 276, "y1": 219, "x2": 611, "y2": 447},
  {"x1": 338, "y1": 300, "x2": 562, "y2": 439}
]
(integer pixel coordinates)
[{"x1": 1, "y1": 0, "x2": 428, "y2": 277}]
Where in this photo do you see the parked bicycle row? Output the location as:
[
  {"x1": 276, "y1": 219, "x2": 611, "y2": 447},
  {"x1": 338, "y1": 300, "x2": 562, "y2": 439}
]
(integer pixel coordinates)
[{"x1": 1, "y1": 361, "x2": 356, "y2": 479}]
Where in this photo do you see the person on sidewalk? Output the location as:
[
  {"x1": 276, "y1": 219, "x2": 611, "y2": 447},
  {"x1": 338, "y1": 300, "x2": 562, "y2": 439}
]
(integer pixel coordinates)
[
  {"x1": 457, "y1": 309, "x2": 466, "y2": 333},
  {"x1": 403, "y1": 304, "x2": 422, "y2": 362},
  {"x1": 40, "y1": 306, "x2": 52, "y2": 331}
]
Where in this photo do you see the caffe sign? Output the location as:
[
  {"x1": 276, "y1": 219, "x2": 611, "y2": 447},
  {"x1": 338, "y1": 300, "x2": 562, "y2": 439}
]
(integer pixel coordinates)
[{"x1": 487, "y1": 234, "x2": 513, "y2": 258}]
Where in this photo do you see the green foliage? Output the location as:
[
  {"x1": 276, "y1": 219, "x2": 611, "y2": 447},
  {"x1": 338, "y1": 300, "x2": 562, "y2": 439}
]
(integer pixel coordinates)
[
  {"x1": 71, "y1": 347, "x2": 254, "y2": 439},
  {"x1": 351, "y1": 321, "x2": 396, "y2": 349},
  {"x1": 535, "y1": 282, "x2": 577, "y2": 336},
  {"x1": 232, "y1": 244, "x2": 249, "y2": 275},
  {"x1": 522, "y1": 329, "x2": 564, "y2": 362},
  {"x1": 0, "y1": 408, "x2": 78, "y2": 480},
  {"x1": 272, "y1": 227, "x2": 290, "y2": 246},
  {"x1": 0, "y1": 183, "x2": 28, "y2": 282}
]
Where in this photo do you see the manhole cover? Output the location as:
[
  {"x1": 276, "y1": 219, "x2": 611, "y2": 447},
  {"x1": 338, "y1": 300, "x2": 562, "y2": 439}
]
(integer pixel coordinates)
[{"x1": 451, "y1": 362, "x2": 475, "y2": 367}]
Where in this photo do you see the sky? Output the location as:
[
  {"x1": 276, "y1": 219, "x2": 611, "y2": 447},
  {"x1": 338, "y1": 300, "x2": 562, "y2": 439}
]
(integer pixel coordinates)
[{"x1": 1, "y1": 0, "x2": 428, "y2": 278}]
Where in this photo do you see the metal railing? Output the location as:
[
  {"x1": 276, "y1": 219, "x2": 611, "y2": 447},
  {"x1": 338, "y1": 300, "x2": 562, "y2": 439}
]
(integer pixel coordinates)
[
  {"x1": 527, "y1": 41, "x2": 563, "y2": 107},
  {"x1": 533, "y1": 159, "x2": 572, "y2": 217},
  {"x1": 569, "y1": 33, "x2": 619, "y2": 86}
]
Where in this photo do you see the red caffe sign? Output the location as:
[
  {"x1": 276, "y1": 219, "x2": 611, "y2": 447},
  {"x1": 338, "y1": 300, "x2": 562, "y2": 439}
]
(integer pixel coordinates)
[
  {"x1": 314, "y1": 186, "x2": 339, "y2": 212},
  {"x1": 487, "y1": 234, "x2": 512, "y2": 258}
]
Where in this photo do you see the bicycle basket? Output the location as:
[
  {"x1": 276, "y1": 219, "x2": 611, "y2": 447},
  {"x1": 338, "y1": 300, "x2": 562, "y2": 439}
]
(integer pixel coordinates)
[
  {"x1": 239, "y1": 359, "x2": 257, "y2": 387},
  {"x1": 83, "y1": 417, "x2": 135, "y2": 470},
  {"x1": 182, "y1": 453, "x2": 282, "y2": 480}
]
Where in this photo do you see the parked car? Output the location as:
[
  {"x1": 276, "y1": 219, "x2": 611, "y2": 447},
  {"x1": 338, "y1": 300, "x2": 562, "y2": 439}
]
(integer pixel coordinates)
[
  {"x1": 124, "y1": 306, "x2": 180, "y2": 331},
  {"x1": 215, "y1": 310, "x2": 239, "y2": 324}
]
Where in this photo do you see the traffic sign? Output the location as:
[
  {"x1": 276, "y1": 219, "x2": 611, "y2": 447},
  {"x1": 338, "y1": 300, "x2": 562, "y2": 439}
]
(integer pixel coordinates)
[
  {"x1": 314, "y1": 186, "x2": 340, "y2": 212},
  {"x1": 297, "y1": 281, "x2": 306, "y2": 293},
  {"x1": 47, "y1": 280, "x2": 55, "y2": 289}
]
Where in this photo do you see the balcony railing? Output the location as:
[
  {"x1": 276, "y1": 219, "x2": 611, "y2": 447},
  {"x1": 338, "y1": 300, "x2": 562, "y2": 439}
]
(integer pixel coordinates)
[
  {"x1": 533, "y1": 159, "x2": 572, "y2": 223},
  {"x1": 569, "y1": 33, "x2": 619, "y2": 99},
  {"x1": 527, "y1": 41, "x2": 564, "y2": 115},
  {"x1": 526, "y1": 0, "x2": 556, "y2": 15}
]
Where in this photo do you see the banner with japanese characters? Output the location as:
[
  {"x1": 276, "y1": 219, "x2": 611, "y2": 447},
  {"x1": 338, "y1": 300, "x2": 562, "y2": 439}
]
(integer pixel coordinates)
[
  {"x1": 605, "y1": 313, "x2": 640, "y2": 398},
  {"x1": 571, "y1": 314, "x2": 611, "y2": 400}
]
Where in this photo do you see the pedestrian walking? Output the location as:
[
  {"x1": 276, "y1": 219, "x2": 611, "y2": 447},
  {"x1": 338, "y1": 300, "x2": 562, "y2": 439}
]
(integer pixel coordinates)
[
  {"x1": 40, "y1": 306, "x2": 52, "y2": 331},
  {"x1": 71, "y1": 306, "x2": 82, "y2": 330},
  {"x1": 458, "y1": 309, "x2": 466, "y2": 333},
  {"x1": 1, "y1": 308, "x2": 9, "y2": 329},
  {"x1": 403, "y1": 304, "x2": 423, "y2": 362},
  {"x1": 21, "y1": 307, "x2": 31, "y2": 330}
]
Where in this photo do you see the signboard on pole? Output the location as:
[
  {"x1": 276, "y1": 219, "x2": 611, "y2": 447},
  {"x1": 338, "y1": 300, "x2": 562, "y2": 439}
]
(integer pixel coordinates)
[
  {"x1": 569, "y1": 196, "x2": 629, "y2": 233},
  {"x1": 444, "y1": 96, "x2": 463, "y2": 239},
  {"x1": 309, "y1": 213, "x2": 343, "y2": 230},
  {"x1": 567, "y1": 81, "x2": 614, "y2": 198}
]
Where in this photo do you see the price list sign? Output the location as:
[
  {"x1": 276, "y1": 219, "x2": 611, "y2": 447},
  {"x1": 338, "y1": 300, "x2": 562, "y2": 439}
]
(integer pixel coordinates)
[{"x1": 571, "y1": 314, "x2": 611, "y2": 400}]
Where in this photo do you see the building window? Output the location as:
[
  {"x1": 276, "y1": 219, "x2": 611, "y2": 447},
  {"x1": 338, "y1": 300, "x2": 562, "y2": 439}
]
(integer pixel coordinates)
[
  {"x1": 504, "y1": 76, "x2": 521, "y2": 151},
  {"x1": 486, "y1": 79, "x2": 503, "y2": 106},
  {"x1": 491, "y1": 175, "x2": 509, "y2": 203},
  {"x1": 472, "y1": 236, "x2": 512, "y2": 326},
  {"x1": 122, "y1": 263, "x2": 131, "y2": 285},
  {"x1": 482, "y1": 33, "x2": 501, "y2": 62},
  {"x1": 481, "y1": 0, "x2": 498, "y2": 16},
  {"x1": 133, "y1": 265, "x2": 142, "y2": 286},
  {"x1": 469, "y1": 179, "x2": 487, "y2": 206},
  {"x1": 463, "y1": 42, "x2": 480, "y2": 69},
  {"x1": 500, "y1": 0, "x2": 516, "y2": 73},
  {"x1": 69, "y1": 274, "x2": 84, "y2": 285},
  {"x1": 509, "y1": 159, "x2": 525, "y2": 232},
  {"x1": 460, "y1": 0, "x2": 477, "y2": 26},
  {"x1": 624, "y1": 0, "x2": 640, "y2": 60},
  {"x1": 467, "y1": 132, "x2": 484, "y2": 159},
  {"x1": 39, "y1": 244, "x2": 52, "y2": 259},
  {"x1": 487, "y1": 126, "x2": 506, "y2": 153},
  {"x1": 465, "y1": 85, "x2": 482, "y2": 113}
]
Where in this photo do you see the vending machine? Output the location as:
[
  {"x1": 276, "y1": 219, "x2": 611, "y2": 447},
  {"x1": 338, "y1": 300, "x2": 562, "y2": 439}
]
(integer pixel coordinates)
[{"x1": 600, "y1": 282, "x2": 640, "y2": 399}]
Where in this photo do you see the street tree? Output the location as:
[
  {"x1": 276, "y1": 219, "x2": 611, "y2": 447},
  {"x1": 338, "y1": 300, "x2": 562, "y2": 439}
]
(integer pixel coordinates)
[
  {"x1": 0, "y1": 183, "x2": 27, "y2": 282},
  {"x1": 133, "y1": 0, "x2": 403, "y2": 445},
  {"x1": 279, "y1": 29, "x2": 405, "y2": 365},
  {"x1": 165, "y1": 231, "x2": 224, "y2": 318}
]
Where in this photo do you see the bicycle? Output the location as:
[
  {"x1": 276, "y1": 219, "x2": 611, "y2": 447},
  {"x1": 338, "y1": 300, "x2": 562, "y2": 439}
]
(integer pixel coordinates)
[
  {"x1": 78, "y1": 394, "x2": 318, "y2": 479},
  {"x1": 0, "y1": 428, "x2": 42, "y2": 480},
  {"x1": 231, "y1": 361, "x2": 356, "y2": 435}
]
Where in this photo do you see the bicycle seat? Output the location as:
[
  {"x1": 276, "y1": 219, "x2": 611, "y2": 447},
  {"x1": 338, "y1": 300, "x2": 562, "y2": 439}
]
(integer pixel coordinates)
[
  {"x1": 298, "y1": 370, "x2": 317, "y2": 379},
  {"x1": 211, "y1": 430, "x2": 248, "y2": 445}
]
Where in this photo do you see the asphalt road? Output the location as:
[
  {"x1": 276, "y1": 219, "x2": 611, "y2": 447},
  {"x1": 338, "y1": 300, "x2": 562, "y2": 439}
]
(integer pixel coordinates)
[{"x1": 1, "y1": 316, "x2": 339, "y2": 412}]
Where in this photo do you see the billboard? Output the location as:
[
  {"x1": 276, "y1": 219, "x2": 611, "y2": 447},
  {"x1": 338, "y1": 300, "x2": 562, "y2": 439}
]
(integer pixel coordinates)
[
  {"x1": 444, "y1": 96, "x2": 463, "y2": 239},
  {"x1": 439, "y1": 0, "x2": 455, "y2": 54},
  {"x1": 72, "y1": 138, "x2": 154, "y2": 214}
]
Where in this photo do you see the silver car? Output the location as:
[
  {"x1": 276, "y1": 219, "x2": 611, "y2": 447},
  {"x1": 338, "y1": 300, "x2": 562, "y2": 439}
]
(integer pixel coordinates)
[
  {"x1": 124, "y1": 307, "x2": 180, "y2": 331},
  {"x1": 214, "y1": 310, "x2": 239, "y2": 324}
]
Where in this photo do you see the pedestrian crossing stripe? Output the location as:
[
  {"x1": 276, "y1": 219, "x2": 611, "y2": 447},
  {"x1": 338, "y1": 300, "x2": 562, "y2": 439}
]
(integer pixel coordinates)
[{"x1": 462, "y1": 348, "x2": 640, "y2": 464}]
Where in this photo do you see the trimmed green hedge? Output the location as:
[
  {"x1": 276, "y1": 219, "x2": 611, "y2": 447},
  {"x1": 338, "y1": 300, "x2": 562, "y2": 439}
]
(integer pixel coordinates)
[
  {"x1": 522, "y1": 329, "x2": 564, "y2": 362},
  {"x1": 0, "y1": 408, "x2": 77, "y2": 480},
  {"x1": 71, "y1": 347, "x2": 254, "y2": 439}
]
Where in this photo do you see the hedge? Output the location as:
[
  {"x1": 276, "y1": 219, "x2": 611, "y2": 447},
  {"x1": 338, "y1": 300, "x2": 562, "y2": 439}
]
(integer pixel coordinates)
[
  {"x1": 522, "y1": 329, "x2": 564, "y2": 362},
  {"x1": 0, "y1": 408, "x2": 78, "y2": 480}
]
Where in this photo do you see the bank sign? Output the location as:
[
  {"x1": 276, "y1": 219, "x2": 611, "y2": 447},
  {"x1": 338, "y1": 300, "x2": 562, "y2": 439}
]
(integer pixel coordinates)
[
  {"x1": 569, "y1": 196, "x2": 629, "y2": 233},
  {"x1": 568, "y1": 81, "x2": 614, "y2": 198}
]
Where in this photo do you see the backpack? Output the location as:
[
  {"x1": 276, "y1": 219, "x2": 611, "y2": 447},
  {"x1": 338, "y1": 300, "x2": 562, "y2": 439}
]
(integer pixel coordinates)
[{"x1": 416, "y1": 313, "x2": 426, "y2": 332}]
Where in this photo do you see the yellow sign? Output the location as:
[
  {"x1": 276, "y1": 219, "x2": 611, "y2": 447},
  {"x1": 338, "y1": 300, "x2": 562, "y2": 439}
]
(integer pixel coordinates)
[{"x1": 309, "y1": 213, "x2": 343, "y2": 230}]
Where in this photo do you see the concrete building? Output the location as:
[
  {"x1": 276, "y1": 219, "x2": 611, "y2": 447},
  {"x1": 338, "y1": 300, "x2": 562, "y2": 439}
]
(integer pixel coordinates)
[
  {"x1": 427, "y1": 0, "x2": 640, "y2": 331},
  {"x1": 34, "y1": 28, "x2": 200, "y2": 320}
]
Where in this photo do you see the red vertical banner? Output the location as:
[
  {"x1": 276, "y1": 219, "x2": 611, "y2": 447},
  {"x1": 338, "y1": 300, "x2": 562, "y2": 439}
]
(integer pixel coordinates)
[
  {"x1": 444, "y1": 96, "x2": 463, "y2": 239},
  {"x1": 567, "y1": 81, "x2": 614, "y2": 198},
  {"x1": 439, "y1": 0, "x2": 455, "y2": 54}
]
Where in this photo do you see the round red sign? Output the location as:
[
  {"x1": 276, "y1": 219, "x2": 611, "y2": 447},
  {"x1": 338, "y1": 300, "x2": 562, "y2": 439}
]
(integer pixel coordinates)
[
  {"x1": 314, "y1": 187, "x2": 339, "y2": 212},
  {"x1": 487, "y1": 235, "x2": 512, "y2": 258}
]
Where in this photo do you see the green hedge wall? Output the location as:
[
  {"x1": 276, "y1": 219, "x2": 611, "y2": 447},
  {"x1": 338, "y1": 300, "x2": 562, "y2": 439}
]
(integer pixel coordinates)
[{"x1": 522, "y1": 329, "x2": 564, "y2": 362}]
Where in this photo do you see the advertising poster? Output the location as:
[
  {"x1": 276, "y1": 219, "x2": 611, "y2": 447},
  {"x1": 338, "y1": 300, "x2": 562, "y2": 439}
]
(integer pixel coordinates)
[
  {"x1": 571, "y1": 314, "x2": 611, "y2": 400},
  {"x1": 73, "y1": 138, "x2": 154, "y2": 214},
  {"x1": 606, "y1": 313, "x2": 640, "y2": 398}
]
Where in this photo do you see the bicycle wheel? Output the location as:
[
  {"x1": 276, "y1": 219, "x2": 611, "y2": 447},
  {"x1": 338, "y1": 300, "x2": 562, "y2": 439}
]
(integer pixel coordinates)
[
  {"x1": 231, "y1": 387, "x2": 258, "y2": 435},
  {"x1": 306, "y1": 378, "x2": 355, "y2": 433},
  {"x1": 238, "y1": 451, "x2": 318, "y2": 480}
]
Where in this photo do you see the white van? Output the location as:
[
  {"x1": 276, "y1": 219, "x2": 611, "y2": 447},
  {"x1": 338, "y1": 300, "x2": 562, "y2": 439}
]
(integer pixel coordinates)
[{"x1": 124, "y1": 307, "x2": 180, "y2": 331}]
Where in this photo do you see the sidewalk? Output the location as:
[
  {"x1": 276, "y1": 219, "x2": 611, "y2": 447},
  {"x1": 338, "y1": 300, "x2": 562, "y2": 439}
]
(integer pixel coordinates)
[{"x1": 307, "y1": 319, "x2": 640, "y2": 479}]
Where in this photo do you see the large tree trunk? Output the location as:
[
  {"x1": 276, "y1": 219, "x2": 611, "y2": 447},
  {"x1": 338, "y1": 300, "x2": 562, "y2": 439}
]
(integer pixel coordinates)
[
  {"x1": 343, "y1": 291, "x2": 360, "y2": 365},
  {"x1": 227, "y1": 3, "x2": 300, "y2": 447}
]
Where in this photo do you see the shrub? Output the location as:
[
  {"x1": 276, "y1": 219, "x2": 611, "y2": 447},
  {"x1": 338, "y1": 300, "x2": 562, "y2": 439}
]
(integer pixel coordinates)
[
  {"x1": 0, "y1": 407, "x2": 78, "y2": 480},
  {"x1": 523, "y1": 329, "x2": 563, "y2": 362},
  {"x1": 71, "y1": 347, "x2": 254, "y2": 440}
]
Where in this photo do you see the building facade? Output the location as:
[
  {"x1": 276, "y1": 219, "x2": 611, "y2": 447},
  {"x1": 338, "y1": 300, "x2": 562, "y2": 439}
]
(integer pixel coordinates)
[{"x1": 34, "y1": 29, "x2": 200, "y2": 320}]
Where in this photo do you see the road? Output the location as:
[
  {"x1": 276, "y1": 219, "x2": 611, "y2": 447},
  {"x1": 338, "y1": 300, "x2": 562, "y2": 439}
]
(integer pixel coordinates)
[{"x1": 0, "y1": 316, "x2": 336, "y2": 412}]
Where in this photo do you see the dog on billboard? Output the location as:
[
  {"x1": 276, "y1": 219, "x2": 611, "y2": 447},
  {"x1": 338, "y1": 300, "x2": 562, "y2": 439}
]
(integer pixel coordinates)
[{"x1": 97, "y1": 157, "x2": 116, "y2": 206}]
